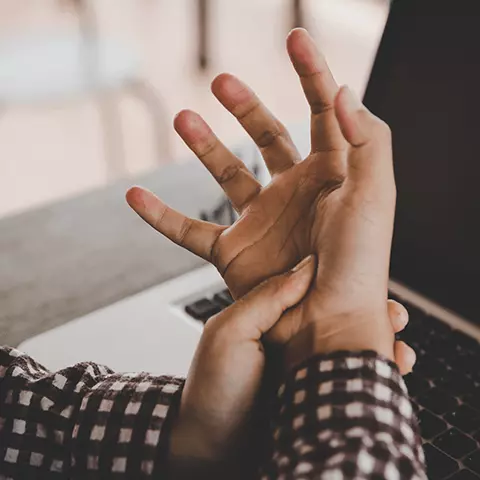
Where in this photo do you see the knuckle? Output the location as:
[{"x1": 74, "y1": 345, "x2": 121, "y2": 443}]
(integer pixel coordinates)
[
  {"x1": 216, "y1": 163, "x2": 242, "y2": 184},
  {"x1": 205, "y1": 313, "x2": 221, "y2": 330},
  {"x1": 374, "y1": 118, "x2": 392, "y2": 140},
  {"x1": 203, "y1": 310, "x2": 232, "y2": 338},
  {"x1": 153, "y1": 206, "x2": 168, "y2": 232},
  {"x1": 208, "y1": 305, "x2": 249, "y2": 340},
  {"x1": 310, "y1": 101, "x2": 334, "y2": 116},
  {"x1": 209, "y1": 236, "x2": 222, "y2": 268},
  {"x1": 202, "y1": 316, "x2": 230, "y2": 345},
  {"x1": 359, "y1": 112, "x2": 392, "y2": 144},
  {"x1": 235, "y1": 99, "x2": 260, "y2": 121},
  {"x1": 202, "y1": 316, "x2": 217, "y2": 335},
  {"x1": 177, "y1": 217, "x2": 193, "y2": 243},
  {"x1": 197, "y1": 138, "x2": 218, "y2": 159},
  {"x1": 256, "y1": 128, "x2": 282, "y2": 148},
  {"x1": 381, "y1": 123, "x2": 392, "y2": 140}
]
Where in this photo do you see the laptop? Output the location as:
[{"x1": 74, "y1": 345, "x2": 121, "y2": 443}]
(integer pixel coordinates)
[
  {"x1": 362, "y1": 1, "x2": 480, "y2": 478},
  {"x1": 19, "y1": 1, "x2": 480, "y2": 477}
]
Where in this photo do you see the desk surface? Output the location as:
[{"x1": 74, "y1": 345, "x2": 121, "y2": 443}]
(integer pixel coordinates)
[{"x1": 0, "y1": 160, "x2": 224, "y2": 347}]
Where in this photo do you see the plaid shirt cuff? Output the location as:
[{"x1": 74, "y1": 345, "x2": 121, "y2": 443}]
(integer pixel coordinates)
[
  {"x1": 261, "y1": 350, "x2": 427, "y2": 479},
  {"x1": 0, "y1": 346, "x2": 184, "y2": 479}
]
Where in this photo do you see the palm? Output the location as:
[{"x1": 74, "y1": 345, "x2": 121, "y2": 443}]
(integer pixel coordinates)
[
  {"x1": 126, "y1": 29, "x2": 392, "y2": 311},
  {"x1": 213, "y1": 151, "x2": 344, "y2": 298}
]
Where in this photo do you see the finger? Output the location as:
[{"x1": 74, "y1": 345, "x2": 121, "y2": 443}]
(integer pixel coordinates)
[
  {"x1": 388, "y1": 300, "x2": 415, "y2": 375},
  {"x1": 334, "y1": 85, "x2": 393, "y2": 187},
  {"x1": 126, "y1": 186, "x2": 225, "y2": 262},
  {"x1": 222, "y1": 255, "x2": 316, "y2": 339},
  {"x1": 211, "y1": 73, "x2": 301, "y2": 175},
  {"x1": 174, "y1": 110, "x2": 262, "y2": 212},
  {"x1": 286, "y1": 28, "x2": 346, "y2": 153},
  {"x1": 394, "y1": 341, "x2": 416, "y2": 376},
  {"x1": 388, "y1": 299, "x2": 409, "y2": 333}
]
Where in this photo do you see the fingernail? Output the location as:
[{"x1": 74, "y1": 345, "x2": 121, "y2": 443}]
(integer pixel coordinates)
[
  {"x1": 289, "y1": 27, "x2": 309, "y2": 38},
  {"x1": 404, "y1": 349, "x2": 416, "y2": 375},
  {"x1": 292, "y1": 255, "x2": 314, "y2": 273},
  {"x1": 407, "y1": 347, "x2": 417, "y2": 367},
  {"x1": 398, "y1": 309, "x2": 409, "y2": 328},
  {"x1": 390, "y1": 301, "x2": 408, "y2": 327},
  {"x1": 341, "y1": 85, "x2": 363, "y2": 112}
]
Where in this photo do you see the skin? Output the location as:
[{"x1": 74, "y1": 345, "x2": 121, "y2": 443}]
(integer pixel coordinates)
[
  {"x1": 167, "y1": 258, "x2": 414, "y2": 476},
  {"x1": 126, "y1": 29, "x2": 409, "y2": 365},
  {"x1": 126, "y1": 27, "x2": 417, "y2": 476},
  {"x1": 126, "y1": 28, "x2": 417, "y2": 475}
]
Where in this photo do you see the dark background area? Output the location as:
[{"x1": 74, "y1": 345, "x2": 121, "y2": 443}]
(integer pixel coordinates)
[{"x1": 364, "y1": 0, "x2": 480, "y2": 324}]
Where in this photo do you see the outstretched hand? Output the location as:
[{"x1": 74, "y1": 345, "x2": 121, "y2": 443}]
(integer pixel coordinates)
[{"x1": 128, "y1": 29, "x2": 401, "y2": 367}]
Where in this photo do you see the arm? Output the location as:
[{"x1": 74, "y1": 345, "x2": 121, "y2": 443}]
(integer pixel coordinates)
[
  {"x1": 0, "y1": 258, "x2": 316, "y2": 480},
  {"x1": 261, "y1": 350, "x2": 426, "y2": 479},
  {"x1": 0, "y1": 346, "x2": 184, "y2": 478}
]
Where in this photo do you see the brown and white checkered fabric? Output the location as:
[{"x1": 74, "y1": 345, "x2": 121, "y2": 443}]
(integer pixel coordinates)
[
  {"x1": 1, "y1": 346, "x2": 426, "y2": 479},
  {"x1": 261, "y1": 350, "x2": 426, "y2": 479},
  {"x1": 0, "y1": 346, "x2": 183, "y2": 479}
]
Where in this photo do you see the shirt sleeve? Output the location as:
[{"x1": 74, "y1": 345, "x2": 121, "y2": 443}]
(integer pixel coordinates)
[
  {"x1": 0, "y1": 346, "x2": 185, "y2": 479},
  {"x1": 260, "y1": 350, "x2": 427, "y2": 480}
]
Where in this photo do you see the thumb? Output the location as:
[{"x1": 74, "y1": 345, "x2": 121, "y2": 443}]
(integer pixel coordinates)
[
  {"x1": 334, "y1": 85, "x2": 393, "y2": 189},
  {"x1": 221, "y1": 255, "x2": 316, "y2": 340}
]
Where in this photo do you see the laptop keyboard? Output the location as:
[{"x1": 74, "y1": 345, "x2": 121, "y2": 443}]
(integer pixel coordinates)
[
  {"x1": 185, "y1": 289, "x2": 480, "y2": 479},
  {"x1": 184, "y1": 289, "x2": 234, "y2": 322},
  {"x1": 392, "y1": 295, "x2": 480, "y2": 479}
]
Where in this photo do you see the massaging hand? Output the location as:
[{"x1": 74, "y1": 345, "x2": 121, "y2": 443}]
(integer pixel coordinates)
[
  {"x1": 168, "y1": 257, "x2": 414, "y2": 476},
  {"x1": 127, "y1": 28, "x2": 406, "y2": 365}
]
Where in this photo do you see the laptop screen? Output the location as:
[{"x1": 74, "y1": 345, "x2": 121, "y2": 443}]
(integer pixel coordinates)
[{"x1": 363, "y1": 0, "x2": 480, "y2": 324}]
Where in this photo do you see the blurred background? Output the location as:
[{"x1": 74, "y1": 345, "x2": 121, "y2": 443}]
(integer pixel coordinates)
[{"x1": 0, "y1": 0, "x2": 389, "y2": 218}]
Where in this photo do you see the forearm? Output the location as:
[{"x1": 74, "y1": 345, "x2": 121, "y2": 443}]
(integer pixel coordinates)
[
  {"x1": 0, "y1": 346, "x2": 184, "y2": 478},
  {"x1": 261, "y1": 350, "x2": 426, "y2": 479}
]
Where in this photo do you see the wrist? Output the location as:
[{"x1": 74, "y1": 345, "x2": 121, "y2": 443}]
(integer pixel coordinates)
[{"x1": 283, "y1": 313, "x2": 395, "y2": 371}]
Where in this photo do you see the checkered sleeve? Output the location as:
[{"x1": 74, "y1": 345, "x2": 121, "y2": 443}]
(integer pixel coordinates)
[
  {"x1": 260, "y1": 351, "x2": 427, "y2": 480},
  {"x1": 0, "y1": 346, "x2": 185, "y2": 479}
]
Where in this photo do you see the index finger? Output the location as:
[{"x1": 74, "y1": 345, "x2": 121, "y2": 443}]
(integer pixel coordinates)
[{"x1": 126, "y1": 186, "x2": 225, "y2": 262}]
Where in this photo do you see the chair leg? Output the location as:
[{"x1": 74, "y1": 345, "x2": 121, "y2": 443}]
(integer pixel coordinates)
[
  {"x1": 293, "y1": 0, "x2": 305, "y2": 30},
  {"x1": 97, "y1": 91, "x2": 127, "y2": 180},
  {"x1": 126, "y1": 80, "x2": 171, "y2": 164},
  {"x1": 75, "y1": 0, "x2": 127, "y2": 179},
  {"x1": 198, "y1": 0, "x2": 210, "y2": 70},
  {"x1": 0, "y1": 106, "x2": 7, "y2": 182}
]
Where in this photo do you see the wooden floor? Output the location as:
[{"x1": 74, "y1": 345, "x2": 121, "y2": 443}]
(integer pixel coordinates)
[{"x1": 0, "y1": 0, "x2": 388, "y2": 218}]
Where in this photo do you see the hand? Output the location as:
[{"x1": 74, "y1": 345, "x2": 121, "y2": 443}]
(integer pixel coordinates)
[
  {"x1": 168, "y1": 255, "x2": 317, "y2": 478},
  {"x1": 168, "y1": 258, "x2": 415, "y2": 477},
  {"x1": 127, "y1": 29, "x2": 397, "y2": 363}
]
